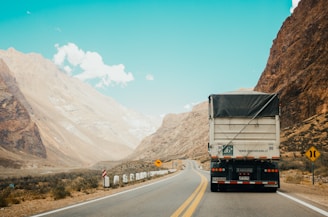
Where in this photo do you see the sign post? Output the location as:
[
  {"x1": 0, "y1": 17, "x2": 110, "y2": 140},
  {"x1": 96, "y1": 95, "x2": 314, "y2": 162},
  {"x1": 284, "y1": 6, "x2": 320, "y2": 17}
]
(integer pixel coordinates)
[
  {"x1": 305, "y1": 146, "x2": 321, "y2": 185},
  {"x1": 102, "y1": 169, "x2": 109, "y2": 188}
]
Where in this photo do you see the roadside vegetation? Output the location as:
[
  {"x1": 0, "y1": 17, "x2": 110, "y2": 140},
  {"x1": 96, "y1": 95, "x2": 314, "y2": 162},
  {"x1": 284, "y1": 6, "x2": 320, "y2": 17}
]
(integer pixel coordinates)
[
  {"x1": 0, "y1": 161, "x2": 171, "y2": 208},
  {"x1": 0, "y1": 170, "x2": 99, "y2": 207},
  {"x1": 1, "y1": 155, "x2": 327, "y2": 208},
  {"x1": 279, "y1": 152, "x2": 328, "y2": 184}
]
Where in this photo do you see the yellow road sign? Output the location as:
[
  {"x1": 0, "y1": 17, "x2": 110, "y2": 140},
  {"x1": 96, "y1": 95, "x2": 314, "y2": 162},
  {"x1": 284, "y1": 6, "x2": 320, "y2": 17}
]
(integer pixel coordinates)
[
  {"x1": 305, "y1": 146, "x2": 321, "y2": 162},
  {"x1": 154, "y1": 159, "x2": 162, "y2": 167}
]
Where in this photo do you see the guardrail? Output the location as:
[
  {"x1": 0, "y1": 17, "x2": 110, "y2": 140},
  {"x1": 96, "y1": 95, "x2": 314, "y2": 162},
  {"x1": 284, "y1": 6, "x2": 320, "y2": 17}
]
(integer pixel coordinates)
[{"x1": 103, "y1": 169, "x2": 177, "y2": 188}]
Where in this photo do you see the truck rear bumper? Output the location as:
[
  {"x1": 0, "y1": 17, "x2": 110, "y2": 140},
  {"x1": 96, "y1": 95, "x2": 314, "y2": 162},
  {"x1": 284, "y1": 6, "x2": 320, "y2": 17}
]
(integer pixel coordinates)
[{"x1": 217, "y1": 180, "x2": 278, "y2": 187}]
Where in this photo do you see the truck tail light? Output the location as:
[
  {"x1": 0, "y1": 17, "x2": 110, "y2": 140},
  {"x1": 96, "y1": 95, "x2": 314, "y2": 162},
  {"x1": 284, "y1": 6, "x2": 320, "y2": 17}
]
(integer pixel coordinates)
[
  {"x1": 211, "y1": 168, "x2": 225, "y2": 172},
  {"x1": 264, "y1": 169, "x2": 279, "y2": 173}
]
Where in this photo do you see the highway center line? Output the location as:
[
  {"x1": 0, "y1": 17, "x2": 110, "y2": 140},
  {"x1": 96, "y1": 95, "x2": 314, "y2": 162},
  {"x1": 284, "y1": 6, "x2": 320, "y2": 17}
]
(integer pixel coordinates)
[
  {"x1": 171, "y1": 169, "x2": 207, "y2": 217},
  {"x1": 277, "y1": 191, "x2": 328, "y2": 217},
  {"x1": 182, "y1": 172, "x2": 208, "y2": 217}
]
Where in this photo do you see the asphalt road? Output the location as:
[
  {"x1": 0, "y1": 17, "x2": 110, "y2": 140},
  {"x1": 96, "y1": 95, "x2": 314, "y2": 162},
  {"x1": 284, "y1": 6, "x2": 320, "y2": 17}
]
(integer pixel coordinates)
[{"x1": 33, "y1": 160, "x2": 328, "y2": 217}]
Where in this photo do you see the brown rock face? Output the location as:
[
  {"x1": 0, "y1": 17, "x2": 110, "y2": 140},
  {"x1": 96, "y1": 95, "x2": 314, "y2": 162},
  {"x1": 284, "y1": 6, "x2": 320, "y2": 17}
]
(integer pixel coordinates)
[
  {"x1": 254, "y1": 0, "x2": 328, "y2": 128},
  {"x1": 0, "y1": 59, "x2": 46, "y2": 160},
  {"x1": 131, "y1": 102, "x2": 209, "y2": 161}
]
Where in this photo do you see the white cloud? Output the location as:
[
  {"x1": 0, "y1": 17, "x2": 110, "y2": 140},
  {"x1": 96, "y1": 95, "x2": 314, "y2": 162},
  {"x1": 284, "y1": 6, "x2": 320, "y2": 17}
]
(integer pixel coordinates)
[
  {"x1": 63, "y1": 65, "x2": 72, "y2": 74},
  {"x1": 184, "y1": 104, "x2": 192, "y2": 110},
  {"x1": 290, "y1": 0, "x2": 301, "y2": 13},
  {"x1": 145, "y1": 74, "x2": 154, "y2": 81},
  {"x1": 183, "y1": 102, "x2": 199, "y2": 111},
  {"x1": 53, "y1": 43, "x2": 134, "y2": 87}
]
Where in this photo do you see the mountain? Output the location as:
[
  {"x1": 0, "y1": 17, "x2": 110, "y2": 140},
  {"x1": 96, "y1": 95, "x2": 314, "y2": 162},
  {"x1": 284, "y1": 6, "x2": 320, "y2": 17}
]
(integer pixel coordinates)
[
  {"x1": 0, "y1": 48, "x2": 160, "y2": 168},
  {"x1": 131, "y1": 102, "x2": 208, "y2": 161},
  {"x1": 0, "y1": 59, "x2": 46, "y2": 168},
  {"x1": 132, "y1": 0, "x2": 328, "y2": 161},
  {"x1": 280, "y1": 113, "x2": 328, "y2": 155},
  {"x1": 254, "y1": 0, "x2": 328, "y2": 128}
]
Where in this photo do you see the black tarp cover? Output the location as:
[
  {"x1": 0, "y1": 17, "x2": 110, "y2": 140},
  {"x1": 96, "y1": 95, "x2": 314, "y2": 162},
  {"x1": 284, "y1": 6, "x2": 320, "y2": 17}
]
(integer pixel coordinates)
[{"x1": 209, "y1": 92, "x2": 279, "y2": 118}]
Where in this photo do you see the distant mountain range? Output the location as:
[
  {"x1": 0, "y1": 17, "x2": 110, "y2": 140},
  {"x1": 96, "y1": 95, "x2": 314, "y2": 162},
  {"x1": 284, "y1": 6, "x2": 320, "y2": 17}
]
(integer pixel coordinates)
[{"x1": 0, "y1": 48, "x2": 160, "y2": 168}]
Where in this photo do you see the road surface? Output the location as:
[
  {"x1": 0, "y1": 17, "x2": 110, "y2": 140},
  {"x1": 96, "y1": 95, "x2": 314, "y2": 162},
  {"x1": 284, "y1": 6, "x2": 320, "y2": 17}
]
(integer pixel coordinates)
[{"x1": 33, "y1": 160, "x2": 328, "y2": 217}]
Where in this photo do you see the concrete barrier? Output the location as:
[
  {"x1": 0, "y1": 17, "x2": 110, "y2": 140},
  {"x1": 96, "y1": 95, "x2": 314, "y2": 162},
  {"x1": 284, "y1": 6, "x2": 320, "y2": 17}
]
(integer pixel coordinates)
[
  {"x1": 136, "y1": 173, "x2": 140, "y2": 181},
  {"x1": 130, "y1": 173, "x2": 135, "y2": 182},
  {"x1": 123, "y1": 174, "x2": 128, "y2": 184},
  {"x1": 104, "y1": 169, "x2": 175, "y2": 189},
  {"x1": 113, "y1": 175, "x2": 120, "y2": 186}
]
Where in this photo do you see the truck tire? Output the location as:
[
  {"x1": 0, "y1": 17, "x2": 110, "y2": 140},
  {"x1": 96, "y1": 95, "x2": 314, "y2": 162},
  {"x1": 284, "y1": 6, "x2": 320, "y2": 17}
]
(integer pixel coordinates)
[
  {"x1": 211, "y1": 183, "x2": 218, "y2": 192},
  {"x1": 218, "y1": 185, "x2": 227, "y2": 192},
  {"x1": 267, "y1": 187, "x2": 277, "y2": 192}
]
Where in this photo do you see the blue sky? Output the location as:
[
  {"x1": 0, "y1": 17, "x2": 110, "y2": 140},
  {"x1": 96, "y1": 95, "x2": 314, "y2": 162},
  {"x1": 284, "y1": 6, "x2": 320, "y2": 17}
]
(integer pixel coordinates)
[{"x1": 0, "y1": 0, "x2": 299, "y2": 116}]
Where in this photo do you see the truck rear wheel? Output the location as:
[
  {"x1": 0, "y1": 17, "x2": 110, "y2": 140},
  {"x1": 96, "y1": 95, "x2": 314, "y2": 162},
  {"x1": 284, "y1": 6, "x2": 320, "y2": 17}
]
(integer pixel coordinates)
[
  {"x1": 218, "y1": 185, "x2": 227, "y2": 192},
  {"x1": 211, "y1": 183, "x2": 218, "y2": 192},
  {"x1": 266, "y1": 187, "x2": 277, "y2": 192}
]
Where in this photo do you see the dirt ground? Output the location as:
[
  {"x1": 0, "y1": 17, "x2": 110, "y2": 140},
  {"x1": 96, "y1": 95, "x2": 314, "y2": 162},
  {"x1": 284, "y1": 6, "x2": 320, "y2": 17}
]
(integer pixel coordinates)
[
  {"x1": 280, "y1": 182, "x2": 328, "y2": 209},
  {"x1": 1, "y1": 171, "x2": 327, "y2": 217},
  {"x1": 279, "y1": 172, "x2": 328, "y2": 211}
]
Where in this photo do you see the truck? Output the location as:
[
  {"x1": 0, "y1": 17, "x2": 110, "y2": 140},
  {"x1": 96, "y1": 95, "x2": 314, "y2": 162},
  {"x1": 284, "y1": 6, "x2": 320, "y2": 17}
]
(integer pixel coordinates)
[{"x1": 208, "y1": 91, "x2": 280, "y2": 192}]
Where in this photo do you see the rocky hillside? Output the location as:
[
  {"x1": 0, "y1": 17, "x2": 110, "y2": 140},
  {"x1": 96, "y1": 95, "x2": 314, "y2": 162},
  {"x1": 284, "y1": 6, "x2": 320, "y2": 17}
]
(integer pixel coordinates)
[
  {"x1": 131, "y1": 102, "x2": 208, "y2": 161},
  {"x1": 0, "y1": 59, "x2": 46, "y2": 161},
  {"x1": 132, "y1": 0, "x2": 328, "y2": 162},
  {"x1": 254, "y1": 0, "x2": 328, "y2": 128},
  {"x1": 281, "y1": 112, "x2": 328, "y2": 155},
  {"x1": 0, "y1": 49, "x2": 160, "y2": 168}
]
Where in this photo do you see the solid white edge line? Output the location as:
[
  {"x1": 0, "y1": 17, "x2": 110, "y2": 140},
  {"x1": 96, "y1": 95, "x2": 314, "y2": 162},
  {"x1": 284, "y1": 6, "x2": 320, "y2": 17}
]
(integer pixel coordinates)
[
  {"x1": 201, "y1": 170, "x2": 328, "y2": 216},
  {"x1": 31, "y1": 172, "x2": 183, "y2": 217},
  {"x1": 277, "y1": 191, "x2": 328, "y2": 217}
]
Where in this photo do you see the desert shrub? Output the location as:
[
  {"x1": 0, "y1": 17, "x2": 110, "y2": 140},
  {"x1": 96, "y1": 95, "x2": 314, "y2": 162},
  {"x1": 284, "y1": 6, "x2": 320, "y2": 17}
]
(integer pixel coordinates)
[
  {"x1": 7, "y1": 196, "x2": 20, "y2": 205},
  {"x1": 315, "y1": 166, "x2": 328, "y2": 177},
  {"x1": 279, "y1": 159, "x2": 305, "y2": 171},
  {"x1": 318, "y1": 152, "x2": 328, "y2": 168},
  {"x1": 285, "y1": 174, "x2": 303, "y2": 184},
  {"x1": 0, "y1": 169, "x2": 99, "y2": 204},
  {"x1": 86, "y1": 176, "x2": 99, "y2": 189},
  {"x1": 0, "y1": 187, "x2": 11, "y2": 207},
  {"x1": 71, "y1": 176, "x2": 84, "y2": 192},
  {"x1": 70, "y1": 175, "x2": 99, "y2": 192},
  {"x1": 52, "y1": 184, "x2": 71, "y2": 200}
]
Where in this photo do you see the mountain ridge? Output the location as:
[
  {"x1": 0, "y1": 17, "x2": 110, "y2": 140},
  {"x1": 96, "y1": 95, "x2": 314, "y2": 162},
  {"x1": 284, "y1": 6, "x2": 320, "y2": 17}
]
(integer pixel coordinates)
[{"x1": 0, "y1": 48, "x2": 160, "y2": 168}]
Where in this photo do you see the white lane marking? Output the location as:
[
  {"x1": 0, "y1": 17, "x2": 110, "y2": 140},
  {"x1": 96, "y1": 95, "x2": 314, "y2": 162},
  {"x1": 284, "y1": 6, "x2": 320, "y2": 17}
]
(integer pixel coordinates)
[
  {"x1": 277, "y1": 191, "x2": 328, "y2": 216},
  {"x1": 31, "y1": 172, "x2": 182, "y2": 217}
]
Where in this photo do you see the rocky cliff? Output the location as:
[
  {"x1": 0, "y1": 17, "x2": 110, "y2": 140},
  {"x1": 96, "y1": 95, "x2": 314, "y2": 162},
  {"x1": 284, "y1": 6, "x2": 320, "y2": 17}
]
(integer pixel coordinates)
[
  {"x1": 0, "y1": 59, "x2": 46, "y2": 160},
  {"x1": 254, "y1": 0, "x2": 328, "y2": 128}
]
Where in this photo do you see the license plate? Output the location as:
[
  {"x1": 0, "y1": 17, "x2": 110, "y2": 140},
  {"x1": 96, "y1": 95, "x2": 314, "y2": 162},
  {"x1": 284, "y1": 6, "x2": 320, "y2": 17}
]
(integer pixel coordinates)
[
  {"x1": 212, "y1": 177, "x2": 226, "y2": 183},
  {"x1": 236, "y1": 168, "x2": 253, "y2": 173},
  {"x1": 239, "y1": 176, "x2": 250, "y2": 181}
]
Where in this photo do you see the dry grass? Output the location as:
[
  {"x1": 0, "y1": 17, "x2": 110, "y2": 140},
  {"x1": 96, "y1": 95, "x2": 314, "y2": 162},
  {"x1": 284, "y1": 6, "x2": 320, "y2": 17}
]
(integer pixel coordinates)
[
  {"x1": 0, "y1": 170, "x2": 178, "y2": 217},
  {"x1": 0, "y1": 160, "x2": 174, "y2": 209}
]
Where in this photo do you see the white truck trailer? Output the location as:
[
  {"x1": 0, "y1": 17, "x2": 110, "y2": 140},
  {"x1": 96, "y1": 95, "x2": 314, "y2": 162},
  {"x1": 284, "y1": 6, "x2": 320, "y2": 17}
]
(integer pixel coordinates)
[{"x1": 208, "y1": 91, "x2": 280, "y2": 192}]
